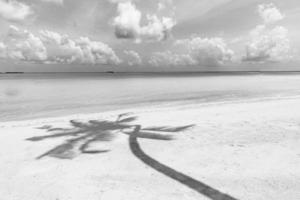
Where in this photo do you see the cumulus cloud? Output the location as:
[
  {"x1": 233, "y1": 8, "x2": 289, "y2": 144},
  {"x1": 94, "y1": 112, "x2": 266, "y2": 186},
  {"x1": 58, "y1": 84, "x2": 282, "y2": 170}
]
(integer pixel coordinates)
[
  {"x1": 0, "y1": 26, "x2": 121, "y2": 65},
  {"x1": 113, "y1": 2, "x2": 141, "y2": 39},
  {"x1": 0, "y1": 42, "x2": 6, "y2": 58},
  {"x1": 0, "y1": 0, "x2": 32, "y2": 21},
  {"x1": 149, "y1": 51, "x2": 195, "y2": 67},
  {"x1": 175, "y1": 37, "x2": 234, "y2": 65},
  {"x1": 244, "y1": 25, "x2": 290, "y2": 62},
  {"x1": 150, "y1": 37, "x2": 234, "y2": 67},
  {"x1": 112, "y1": 2, "x2": 176, "y2": 42},
  {"x1": 124, "y1": 50, "x2": 142, "y2": 66},
  {"x1": 244, "y1": 4, "x2": 291, "y2": 62},
  {"x1": 4, "y1": 25, "x2": 47, "y2": 61},
  {"x1": 39, "y1": 30, "x2": 122, "y2": 65},
  {"x1": 140, "y1": 15, "x2": 176, "y2": 41},
  {"x1": 258, "y1": 3, "x2": 284, "y2": 24}
]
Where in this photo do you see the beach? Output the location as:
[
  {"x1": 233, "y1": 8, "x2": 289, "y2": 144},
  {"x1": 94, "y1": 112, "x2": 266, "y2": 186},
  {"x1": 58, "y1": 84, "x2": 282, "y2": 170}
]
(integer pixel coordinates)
[
  {"x1": 0, "y1": 0, "x2": 299, "y2": 198},
  {"x1": 1, "y1": 74, "x2": 300, "y2": 200}
]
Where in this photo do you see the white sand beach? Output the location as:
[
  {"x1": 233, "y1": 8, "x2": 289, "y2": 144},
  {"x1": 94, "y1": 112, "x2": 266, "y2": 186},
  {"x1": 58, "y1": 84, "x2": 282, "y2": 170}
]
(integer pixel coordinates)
[{"x1": 1, "y1": 96, "x2": 300, "y2": 200}]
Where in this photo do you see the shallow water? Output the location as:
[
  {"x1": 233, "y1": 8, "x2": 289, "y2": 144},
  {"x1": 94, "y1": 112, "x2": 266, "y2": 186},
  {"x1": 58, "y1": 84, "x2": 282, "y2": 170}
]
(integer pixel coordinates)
[{"x1": 1, "y1": 73, "x2": 300, "y2": 122}]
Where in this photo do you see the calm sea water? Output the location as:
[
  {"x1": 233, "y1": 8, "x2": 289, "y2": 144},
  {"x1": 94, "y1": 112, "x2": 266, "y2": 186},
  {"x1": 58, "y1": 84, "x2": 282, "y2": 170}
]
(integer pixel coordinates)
[{"x1": 1, "y1": 73, "x2": 300, "y2": 122}]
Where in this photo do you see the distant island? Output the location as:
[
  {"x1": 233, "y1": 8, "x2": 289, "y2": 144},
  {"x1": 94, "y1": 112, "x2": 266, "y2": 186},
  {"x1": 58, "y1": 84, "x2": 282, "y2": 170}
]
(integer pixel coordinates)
[{"x1": 4, "y1": 72, "x2": 25, "y2": 74}]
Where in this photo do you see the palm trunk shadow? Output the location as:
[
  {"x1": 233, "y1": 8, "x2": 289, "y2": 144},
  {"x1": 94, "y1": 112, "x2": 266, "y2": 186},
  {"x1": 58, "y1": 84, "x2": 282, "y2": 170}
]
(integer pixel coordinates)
[{"x1": 129, "y1": 135, "x2": 238, "y2": 200}]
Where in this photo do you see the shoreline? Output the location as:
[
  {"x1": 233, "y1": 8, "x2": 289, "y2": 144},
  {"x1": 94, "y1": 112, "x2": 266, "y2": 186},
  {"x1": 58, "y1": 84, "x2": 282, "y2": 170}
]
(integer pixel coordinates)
[
  {"x1": 0, "y1": 95, "x2": 300, "y2": 128},
  {"x1": 2, "y1": 94, "x2": 300, "y2": 127}
]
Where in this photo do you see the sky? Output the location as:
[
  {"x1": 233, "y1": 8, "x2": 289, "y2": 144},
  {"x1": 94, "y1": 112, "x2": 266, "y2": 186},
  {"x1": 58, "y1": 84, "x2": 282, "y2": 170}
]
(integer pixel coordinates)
[{"x1": 0, "y1": 0, "x2": 299, "y2": 72}]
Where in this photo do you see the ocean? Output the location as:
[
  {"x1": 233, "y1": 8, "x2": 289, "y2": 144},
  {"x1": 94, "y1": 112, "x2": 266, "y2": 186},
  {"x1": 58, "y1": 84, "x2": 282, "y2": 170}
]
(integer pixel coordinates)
[{"x1": 1, "y1": 72, "x2": 300, "y2": 122}]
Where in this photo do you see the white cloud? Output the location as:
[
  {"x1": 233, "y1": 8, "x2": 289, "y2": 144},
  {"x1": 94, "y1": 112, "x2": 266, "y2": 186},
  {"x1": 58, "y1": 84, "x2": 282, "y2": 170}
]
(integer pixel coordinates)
[
  {"x1": 149, "y1": 51, "x2": 195, "y2": 67},
  {"x1": 0, "y1": 0, "x2": 32, "y2": 21},
  {"x1": 175, "y1": 37, "x2": 234, "y2": 65},
  {"x1": 4, "y1": 26, "x2": 47, "y2": 61},
  {"x1": 112, "y1": 1, "x2": 176, "y2": 42},
  {"x1": 40, "y1": 30, "x2": 122, "y2": 65},
  {"x1": 243, "y1": 4, "x2": 291, "y2": 62},
  {"x1": 150, "y1": 37, "x2": 234, "y2": 67},
  {"x1": 140, "y1": 15, "x2": 176, "y2": 41},
  {"x1": 113, "y1": 2, "x2": 141, "y2": 39},
  {"x1": 0, "y1": 42, "x2": 6, "y2": 58},
  {"x1": 40, "y1": 30, "x2": 63, "y2": 44},
  {"x1": 124, "y1": 50, "x2": 142, "y2": 66},
  {"x1": 40, "y1": 0, "x2": 64, "y2": 5},
  {"x1": 244, "y1": 25, "x2": 291, "y2": 62},
  {"x1": 258, "y1": 3, "x2": 284, "y2": 24},
  {"x1": 0, "y1": 26, "x2": 121, "y2": 65}
]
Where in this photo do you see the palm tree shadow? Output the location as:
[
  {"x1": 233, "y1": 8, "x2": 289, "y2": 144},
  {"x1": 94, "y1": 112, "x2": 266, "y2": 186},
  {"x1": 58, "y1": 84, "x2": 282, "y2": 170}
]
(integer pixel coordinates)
[
  {"x1": 29, "y1": 119, "x2": 124, "y2": 159},
  {"x1": 27, "y1": 113, "x2": 238, "y2": 200},
  {"x1": 129, "y1": 127, "x2": 238, "y2": 200}
]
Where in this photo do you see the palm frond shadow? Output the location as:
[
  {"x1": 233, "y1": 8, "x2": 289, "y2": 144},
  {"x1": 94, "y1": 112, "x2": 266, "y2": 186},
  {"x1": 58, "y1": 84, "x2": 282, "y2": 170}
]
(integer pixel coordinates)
[
  {"x1": 27, "y1": 113, "x2": 238, "y2": 200},
  {"x1": 27, "y1": 114, "x2": 189, "y2": 159}
]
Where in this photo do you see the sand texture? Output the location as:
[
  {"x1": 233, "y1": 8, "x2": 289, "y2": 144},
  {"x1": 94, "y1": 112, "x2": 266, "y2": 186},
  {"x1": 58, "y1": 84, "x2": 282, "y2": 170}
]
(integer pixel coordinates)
[{"x1": 1, "y1": 97, "x2": 300, "y2": 200}]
